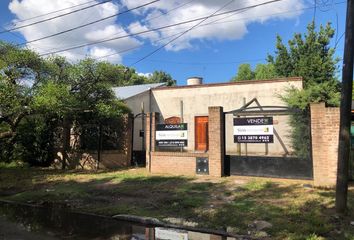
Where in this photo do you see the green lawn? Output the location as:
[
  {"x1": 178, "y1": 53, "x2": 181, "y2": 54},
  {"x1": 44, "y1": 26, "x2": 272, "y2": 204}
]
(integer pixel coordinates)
[{"x1": 0, "y1": 167, "x2": 353, "y2": 240}]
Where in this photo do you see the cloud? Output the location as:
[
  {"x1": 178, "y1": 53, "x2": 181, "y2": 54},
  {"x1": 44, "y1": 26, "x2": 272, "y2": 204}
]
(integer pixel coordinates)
[
  {"x1": 121, "y1": 0, "x2": 306, "y2": 51},
  {"x1": 88, "y1": 46, "x2": 122, "y2": 62},
  {"x1": 8, "y1": 0, "x2": 140, "y2": 63},
  {"x1": 6, "y1": 0, "x2": 306, "y2": 61},
  {"x1": 137, "y1": 72, "x2": 152, "y2": 78}
]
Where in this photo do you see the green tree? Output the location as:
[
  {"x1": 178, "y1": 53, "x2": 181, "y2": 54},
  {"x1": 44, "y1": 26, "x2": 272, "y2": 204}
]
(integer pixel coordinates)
[
  {"x1": 32, "y1": 58, "x2": 131, "y2": 168},
  {"x1": 148, "y1": 70, "x2": 176, "y2": 86},
  {"x1": 0, "y1": 42, "x2": 44, "y2": 140},
  {"x1": 231, "y1": 63, "x2": 254, "y2": 81},
  {"x1": 254, "y1": 63, "x2": 277, "y2": 80},
  {"x1": 0, "y1": 42, "x2": 49, "y2": 161},
  {"x1": 0, "y1": 44, "x2": 131, "y2": 164},
  {"x1": 268, "y1": 22, "x2": 340, "y2": 159}
]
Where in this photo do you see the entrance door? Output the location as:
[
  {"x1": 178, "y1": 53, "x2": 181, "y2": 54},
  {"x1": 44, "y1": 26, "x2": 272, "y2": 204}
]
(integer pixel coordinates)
[{"x1": 195, "y1": 116, "x2": 209, "y2": 151}]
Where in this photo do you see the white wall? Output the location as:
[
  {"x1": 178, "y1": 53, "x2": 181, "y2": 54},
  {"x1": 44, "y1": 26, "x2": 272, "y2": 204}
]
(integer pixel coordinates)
[
  {"x1": 149, "y1": 78, "x2": 303, "y2": 155},
  {"x1": 125, "y1": 91, "x2": 150, "y2": 151}
]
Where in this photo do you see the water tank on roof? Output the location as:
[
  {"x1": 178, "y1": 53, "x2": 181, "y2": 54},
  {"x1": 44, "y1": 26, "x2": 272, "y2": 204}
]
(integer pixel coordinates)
[{"x1": 187, "y1": 77, "x2": 203, "y2": 85}]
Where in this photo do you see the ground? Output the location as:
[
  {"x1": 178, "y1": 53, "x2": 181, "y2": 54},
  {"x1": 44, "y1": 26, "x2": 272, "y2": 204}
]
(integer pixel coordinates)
[{"x1": 0, "y1": 167, "x2": 353, "y2": 240}]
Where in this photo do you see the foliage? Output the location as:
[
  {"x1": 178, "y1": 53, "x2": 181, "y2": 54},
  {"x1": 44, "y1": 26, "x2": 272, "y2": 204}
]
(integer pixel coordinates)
[
  {"x1": 0, "y1": 40, "x2": 177, "y2": 165},
  {"x1": 148, "y1": 70, "x2": 176, "y2": 86},
  {"x1": 32, "y1": 81, "x2": 76, "y2": 117},
  {"x1": 0, "y1": 42, "x2": 48, "y2": 161},
  {"x1": 268, "y1": 22, "x2": 340, "y2": 158},
  {"x1": 231, "y1": 63, "x2": 254, "y2": 81},
  {"x1": 15, "y1": 115, "x2": 58, "y2": 166},
  {"x1": 0, "y1": 161, "x2": 29, "y2": 169},
  {"x1": 269, "y1": 22, "x2": 339, "y2": 88},
  {"x1": 254, "y1": 63, "x2": 277, "y2": 80},
  {"x1": 0, "y1": 44, "x2": 131, "y2": 165},
  {"x1": 0, "y1": 42, "x2": 45, "y2": 140},
  {"x1": 231, "y1": 63, "x2": 277, "y2": 81}
]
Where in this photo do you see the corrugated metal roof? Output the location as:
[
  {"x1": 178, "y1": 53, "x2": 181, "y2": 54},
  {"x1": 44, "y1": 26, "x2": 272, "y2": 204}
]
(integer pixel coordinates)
[{"x1": 112, "y1": 83, "x2": 166, "y2": 100}]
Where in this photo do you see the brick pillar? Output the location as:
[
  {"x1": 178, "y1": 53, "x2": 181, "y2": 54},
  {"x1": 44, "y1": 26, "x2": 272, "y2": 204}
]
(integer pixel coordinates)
[
  {"x1": 145, "y1": 112, "x2": 159, "y2": 171},
  {"x1": 125, "y1": 113, "x2": 133, "y2": 166},
  {"x1": 208, "y1": 106, "x2": 225, "y2": 177},
  {"x1": 311, "y1": 103, "x2": 340, "y2": 187}
]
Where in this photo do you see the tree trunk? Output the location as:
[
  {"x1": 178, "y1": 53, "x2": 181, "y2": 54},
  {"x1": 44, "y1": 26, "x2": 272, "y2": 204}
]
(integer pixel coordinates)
[{"x1": 62, "y1": 117, "x2": 71, "y2": 170}]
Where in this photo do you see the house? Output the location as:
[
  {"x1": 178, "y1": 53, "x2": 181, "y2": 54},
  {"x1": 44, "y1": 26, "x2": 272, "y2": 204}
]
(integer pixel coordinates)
[{"x1": 114, "y1": 77, "x2": 308, "y2": 178}]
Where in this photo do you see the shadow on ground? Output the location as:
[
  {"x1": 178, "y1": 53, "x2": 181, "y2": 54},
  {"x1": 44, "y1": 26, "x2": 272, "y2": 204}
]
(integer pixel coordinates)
[{"x1": 0, "y1": 168, "x2": 354, "y2": 239}]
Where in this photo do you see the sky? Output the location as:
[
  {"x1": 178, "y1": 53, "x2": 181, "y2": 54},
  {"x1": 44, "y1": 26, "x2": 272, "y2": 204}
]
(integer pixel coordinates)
[{"x1": 0, "y1": 0, "x2": 347, "y2": 85}]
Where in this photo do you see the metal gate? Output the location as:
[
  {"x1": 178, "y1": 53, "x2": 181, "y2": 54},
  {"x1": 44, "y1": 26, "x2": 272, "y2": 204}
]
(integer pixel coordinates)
[{"x1": 223, "y1": 98, "x2": 313, "y2": 180}]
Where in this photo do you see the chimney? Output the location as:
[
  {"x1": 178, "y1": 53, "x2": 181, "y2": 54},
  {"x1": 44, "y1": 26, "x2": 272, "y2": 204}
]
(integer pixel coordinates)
[{"x1": 187, "y1": 77, "x2": 203, "y2": 86}]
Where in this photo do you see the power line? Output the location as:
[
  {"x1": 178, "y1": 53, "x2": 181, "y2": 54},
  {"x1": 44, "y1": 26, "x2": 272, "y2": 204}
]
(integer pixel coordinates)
[
  {"x1": 16, "y1": 0, "x2": 160, "y2": 46},
  {"x1": 55, "y1": 0, "x2": 196, "y2": 51},
  {"x1": 130, "y1": 0, "x2": 237, "y2": 66},
  {"x1": 14, "y1": 0, "x2": 100, "y2": 24},
  {"x1": 196, "y1": 1, "x2": 345, "y2": 28},
  {"x1": 39, "y1": 0, "x2": 283, "y2": 56},
  {"x1": 90, "y1": 1, "x2": 345, "y2": 62},
  {"x1": 0, "y1": 26, "x2": 55, "y2": 52},
  {"x1": 0, "y1": 0, "x2": 113, "y2": 34},
  {"x1": 92, "y1": 31, "x2": 186, "y2": 60},
  {"x1": 141, "y1": 0, "x2": 196, "y2": 24}
]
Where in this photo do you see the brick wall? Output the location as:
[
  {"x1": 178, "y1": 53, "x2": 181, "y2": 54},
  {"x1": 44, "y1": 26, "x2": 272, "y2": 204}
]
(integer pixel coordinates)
[
  {"x1": 150, "y1": 152, "x2": 208, "y2": 175},
  {"x1": 311, "y1": 103, "x2": 340, "y2": 187},
  {"x1": 208, "y1": 106, "x2": 225, "y2": 177},
  {"x1": 146, "y1": 112, "x2": 159, "y2": 171},
  {"x1": 145, "y1": 107, "x2": 224, "y2": 176}
]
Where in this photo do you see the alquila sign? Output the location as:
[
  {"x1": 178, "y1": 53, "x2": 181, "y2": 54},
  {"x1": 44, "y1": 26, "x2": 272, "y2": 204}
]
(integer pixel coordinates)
[
  {"x1": 156, "y1": 123, "x2": 188, "y2": 147},
  {"x1": 233, "y1": 117, "x2": 274, "y2": 143}
]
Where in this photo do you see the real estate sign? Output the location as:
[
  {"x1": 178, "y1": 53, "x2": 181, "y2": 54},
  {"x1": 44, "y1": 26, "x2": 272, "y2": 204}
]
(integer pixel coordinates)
[
  {"x1": 233, "y1": 117, "x2": 274, "y2": 143},
  {"x1": 156, "y1": 123, "x2": 188, "y2": 147}
]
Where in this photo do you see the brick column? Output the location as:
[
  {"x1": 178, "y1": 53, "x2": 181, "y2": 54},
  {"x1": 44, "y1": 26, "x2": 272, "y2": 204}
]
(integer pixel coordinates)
[
  {"x1": 145, "y1": 112, "x2": 159, "y2": 171},
  {"x1": 208, "y1": 106, "x2": 225, "y2": 177},
  {"x1": 311, "y1": 103, "x2": 340, "y2": 187}
]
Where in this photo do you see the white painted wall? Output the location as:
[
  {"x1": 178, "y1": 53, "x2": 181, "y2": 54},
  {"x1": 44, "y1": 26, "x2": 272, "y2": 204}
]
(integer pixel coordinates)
[
  {"x1": 125, "y1": 91, "x2": 150, "y2": 151},
  {"x1": 150, "y1": 78, "x2": 303, "y2": 155}
]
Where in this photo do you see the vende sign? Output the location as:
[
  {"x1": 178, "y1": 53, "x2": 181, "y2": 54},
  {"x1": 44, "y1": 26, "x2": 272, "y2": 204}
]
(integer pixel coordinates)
[
  {"x1": 156, "y1": 123, "x2": 188, "y2": 147},
  {"x1": 233, "y1": 117, "x2": 274, "y2": 143}
]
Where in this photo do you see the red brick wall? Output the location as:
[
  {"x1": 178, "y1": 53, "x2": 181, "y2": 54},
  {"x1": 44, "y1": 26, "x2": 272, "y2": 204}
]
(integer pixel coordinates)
[
  {"x1": 145, "y1": 107, "x2": 224, "y2": 176},
  {"x1": 68, "y1": 150, "x2": 129, "y2": 170},
  {"x1": 311, "y1": 103, "x2": 340, "y2": 187},
  {"x1": 150, "y1": 152, "x2": 208, "y2": 175},
  {"x1": 208, "y1": 106, "x2": 225, "y2": 177},
  {"x1": 146, "y1": 112, "x2": 159, "y2": 172}
]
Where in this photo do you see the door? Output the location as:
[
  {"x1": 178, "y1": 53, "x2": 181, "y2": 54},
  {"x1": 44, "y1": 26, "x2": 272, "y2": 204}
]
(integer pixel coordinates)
[{"x1": 195, "y1": 116, "x2": 209, "y2": 151}]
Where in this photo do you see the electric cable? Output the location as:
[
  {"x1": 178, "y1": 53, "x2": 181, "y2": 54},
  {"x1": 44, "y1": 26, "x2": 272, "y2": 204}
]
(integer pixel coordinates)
[
  {"x1": 130, "y1": 0, "x2": 237, "y2": 66},
  {"x1": 90, "y1": 1, "x2": 345, "y2": 62},
  {"x1": 0, "y1": 0, "x2": 113, "y2": 34},
  {"x1": 14, "y1": 0, "x2": 101, "y2": 24},
  {"x1": 42, "y1": 0, "x2": 196, "y2": 51},
  {"x1": 39, "y1": 0, "x2": 283, "y2": 56},
  {"x1": 15, "y1": 0, "x2": 160, "y2": 46}
]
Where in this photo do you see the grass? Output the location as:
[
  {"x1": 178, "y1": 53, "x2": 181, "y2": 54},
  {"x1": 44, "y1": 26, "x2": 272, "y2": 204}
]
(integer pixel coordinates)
[{"x1": 0, "y1": 167, "x2": 353, "y2": 239}]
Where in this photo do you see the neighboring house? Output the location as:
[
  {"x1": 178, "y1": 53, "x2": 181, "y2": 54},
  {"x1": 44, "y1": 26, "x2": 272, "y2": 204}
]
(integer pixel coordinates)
[{"x1": 113, "y1": 82, "x2": 166, "y2": 161}]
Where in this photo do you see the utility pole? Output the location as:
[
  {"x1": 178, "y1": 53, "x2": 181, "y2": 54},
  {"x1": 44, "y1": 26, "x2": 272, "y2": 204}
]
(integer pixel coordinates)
[{"x1": 336, "y1": 0, "x2": 354, "y2": 214}]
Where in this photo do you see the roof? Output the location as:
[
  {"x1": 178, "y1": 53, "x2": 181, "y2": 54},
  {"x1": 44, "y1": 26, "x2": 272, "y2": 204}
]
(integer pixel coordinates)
[
  {"x1": 112, "y1": 83, "x2": 166, "y2": 100},
  {"x1": 152, "y1": 77, "x2": 303, "y2": 91}
]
